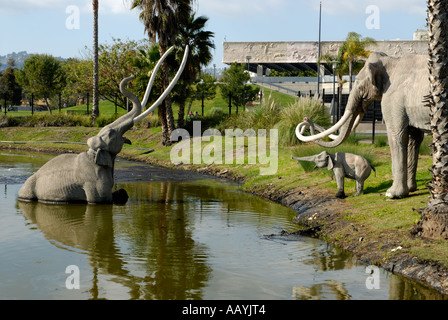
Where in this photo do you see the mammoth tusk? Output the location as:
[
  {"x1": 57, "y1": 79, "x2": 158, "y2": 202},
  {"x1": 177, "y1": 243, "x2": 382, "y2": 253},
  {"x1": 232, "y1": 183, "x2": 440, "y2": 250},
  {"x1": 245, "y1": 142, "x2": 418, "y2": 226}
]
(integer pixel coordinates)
[
  {"x1": 140, "y1": 46, "x2": 175, "y2": 111},
  {"x1": 295, "y1": 112, "x2": 351, "y2": 142},
  {"x1": 303, "y1": 121, "x2": 339, "y2": 141},
  {"x1": 133, "y1": 45, "x2": 189, "y2": 123},
  {"x1": 308, "y1": 113, "x2": 363, "y2": 141}
]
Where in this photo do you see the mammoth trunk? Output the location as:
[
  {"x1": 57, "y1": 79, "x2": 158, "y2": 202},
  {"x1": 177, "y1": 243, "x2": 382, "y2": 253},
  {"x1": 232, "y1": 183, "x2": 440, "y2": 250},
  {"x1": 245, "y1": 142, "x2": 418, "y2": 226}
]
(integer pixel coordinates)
[
  {"x1": 315, "y1": 88, "x2": 365, "y2": 148},
  {"x1": 313, "y1": 113, "x2": 357, "y2": 148}
]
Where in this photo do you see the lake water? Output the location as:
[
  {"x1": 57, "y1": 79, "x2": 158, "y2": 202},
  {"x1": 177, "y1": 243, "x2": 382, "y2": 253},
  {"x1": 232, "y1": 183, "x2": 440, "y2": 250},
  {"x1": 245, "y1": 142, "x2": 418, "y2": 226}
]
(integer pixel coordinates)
[{"x1": 0, "y1": 151, "x2": 445, "y2": 300}]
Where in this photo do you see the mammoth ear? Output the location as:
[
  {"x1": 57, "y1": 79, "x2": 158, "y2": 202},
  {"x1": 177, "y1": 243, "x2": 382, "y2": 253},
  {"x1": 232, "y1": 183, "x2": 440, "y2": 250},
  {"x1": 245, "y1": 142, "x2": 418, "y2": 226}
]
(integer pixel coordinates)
[
  {"x1": 95, "y1": 149, "x2": 114, "y2": 167},
  {"x1": 327, "y1": 155, "x2": 334, "y2": 171},
  {"x1": 366, "y1": 62, "x2": 383, "y2": 92}
]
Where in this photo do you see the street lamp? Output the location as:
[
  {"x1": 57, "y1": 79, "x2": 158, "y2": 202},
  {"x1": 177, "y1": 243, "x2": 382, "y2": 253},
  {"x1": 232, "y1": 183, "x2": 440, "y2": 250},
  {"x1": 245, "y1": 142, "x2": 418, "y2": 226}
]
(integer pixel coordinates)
[
  {"x1": 331, "y1": 60, "x2": 338, "y2": 123},
  {"x1": 244, "y1": 56, "x2": 252, "y2": 112},
  {"x1": 316, "y1": 1, "x2": 322, "y2": 97}
]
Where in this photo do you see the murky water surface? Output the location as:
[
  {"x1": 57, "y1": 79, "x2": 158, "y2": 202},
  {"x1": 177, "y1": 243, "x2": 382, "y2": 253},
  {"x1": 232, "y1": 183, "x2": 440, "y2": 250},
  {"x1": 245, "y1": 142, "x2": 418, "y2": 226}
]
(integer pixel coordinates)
[{"x1": 0, "y1": 151, "x2": 445, "y2": 300}]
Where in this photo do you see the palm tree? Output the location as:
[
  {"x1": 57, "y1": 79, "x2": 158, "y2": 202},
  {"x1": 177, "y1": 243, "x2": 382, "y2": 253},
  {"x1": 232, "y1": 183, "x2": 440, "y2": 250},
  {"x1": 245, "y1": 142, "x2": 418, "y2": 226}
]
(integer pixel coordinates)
[
  {"x1": 421, "y1": 0, "x2": 448, "y2": 239},
  {"x1": 318, "y1": 51, "x2": 348, "y2": 119},
  {"x1": 175, "y1": 13, "x2": 215, "y2": 128},
  {"x1": 92, "y1": 0, "x2": 99, "y2": 120},
  {"x1": 340, "y1": 32, "x2": 376, "y2": 91},
  {"x1": 130, "y1": 0, "x2": 192, "y2": 145}
]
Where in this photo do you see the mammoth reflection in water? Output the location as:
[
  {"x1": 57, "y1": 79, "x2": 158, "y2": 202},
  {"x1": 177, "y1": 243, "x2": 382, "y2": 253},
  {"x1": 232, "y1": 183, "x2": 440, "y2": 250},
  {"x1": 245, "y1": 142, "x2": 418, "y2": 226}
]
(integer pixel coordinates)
[{"x1": 17, "y1": 181, "x2": 211, "y2": 300}]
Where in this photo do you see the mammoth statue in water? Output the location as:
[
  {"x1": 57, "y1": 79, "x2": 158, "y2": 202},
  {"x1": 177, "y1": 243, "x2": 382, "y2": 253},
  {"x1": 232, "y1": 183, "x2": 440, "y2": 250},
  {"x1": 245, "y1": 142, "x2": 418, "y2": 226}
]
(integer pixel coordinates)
[
  {"x1": 296, "y1": 52, "x2": 430, "y2": 199},
  {"x1": 18, "y1": 46, "x2": 189, "y2": 204}
]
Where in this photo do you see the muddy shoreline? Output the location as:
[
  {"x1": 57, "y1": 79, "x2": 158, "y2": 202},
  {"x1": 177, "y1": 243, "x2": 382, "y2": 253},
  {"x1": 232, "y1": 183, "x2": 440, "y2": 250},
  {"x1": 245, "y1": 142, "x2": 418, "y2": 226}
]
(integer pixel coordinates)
[{"x1": 3, "y1": 146, "x2": 448, "y2": 296}]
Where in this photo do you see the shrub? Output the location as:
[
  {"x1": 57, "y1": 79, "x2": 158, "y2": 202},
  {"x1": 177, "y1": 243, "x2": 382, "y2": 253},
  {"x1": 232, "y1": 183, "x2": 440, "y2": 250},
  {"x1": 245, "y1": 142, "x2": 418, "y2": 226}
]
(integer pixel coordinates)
[
  {"x1": 276, "y1": 97, "x2": 331, "y2": 146},
  {"x1": 215, "y1": 94, "x2": 282, "y2": 133},
  {"x1": 135, "y1": 114, "x2": 160, "y2": 129},
  {"x1": 374, "y1": 135, "x2": 388, "y2": 148}
]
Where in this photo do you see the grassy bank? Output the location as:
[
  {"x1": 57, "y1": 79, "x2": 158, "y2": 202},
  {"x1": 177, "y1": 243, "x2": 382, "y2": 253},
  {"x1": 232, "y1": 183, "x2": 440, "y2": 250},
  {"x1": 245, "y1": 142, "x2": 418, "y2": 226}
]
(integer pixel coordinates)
[{"x1": 0, "y1": 125, "x2": 441, "y2": 264}]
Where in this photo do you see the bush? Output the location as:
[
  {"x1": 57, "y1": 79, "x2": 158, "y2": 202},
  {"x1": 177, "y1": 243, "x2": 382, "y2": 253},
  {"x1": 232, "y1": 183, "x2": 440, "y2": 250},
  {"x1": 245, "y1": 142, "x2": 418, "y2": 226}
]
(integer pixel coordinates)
[
  {"x1": 215, "y1": 94, "x2": 282, "y2": 133},
  {"x1": 373, "y1": 135, "x2": 388, "y2": 148},
  {"x1": 0, "y1": 113, "x2": 123, "y2": 128},
  {"x1": 276, "y1": 97, "x2": 331, "y2": 146},
  {"x1": 135, "y1": 114, "x2": 160, "y2": 129}
]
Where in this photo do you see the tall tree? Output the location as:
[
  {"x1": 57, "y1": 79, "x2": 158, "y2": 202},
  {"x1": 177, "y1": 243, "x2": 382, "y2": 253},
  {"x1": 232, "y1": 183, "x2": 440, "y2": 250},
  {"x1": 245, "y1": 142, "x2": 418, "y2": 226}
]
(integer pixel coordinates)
[
  {"x1": 319, "y1": 32, "x2": 374, "y2": 119},
  {"x1": 318, "y1": 51, "x2": 349, "y2": 117},
  {"x1": 130, "y1": 0, "x2": 192, "y2": 145},
  {"x1": 340, "y1": 32, "x2": 376, "y2": 91},
  {"x1": 15, "y1": 54, "x2": 66, "y2": 114},
  {"x1": 421, "y1": 0, "x2": 448, "y2": 239},
  {"x1": 92, "y1": 0, "x2": 100, "y2": 119},
  {"x1": 220, "y1": 63, "x2": 259, "y2": 112},
  {"x1": 0, "y1": 59, "x2": 22, "y2": 110},
  {"x1": 175, "y1": 13, "x2": 215, "y2": 128},
  {"x1": 97, "y1": 38, "x2": 150, "y2": 109}
]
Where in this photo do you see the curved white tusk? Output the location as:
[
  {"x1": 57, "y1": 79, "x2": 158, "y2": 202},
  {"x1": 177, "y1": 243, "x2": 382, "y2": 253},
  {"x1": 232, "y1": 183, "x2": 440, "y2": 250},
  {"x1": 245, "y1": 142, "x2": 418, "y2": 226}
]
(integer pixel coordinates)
[
  {"x1": 134, "y1": 45, "x2": 189, "y2": 123},
  {"x1": 352, "y1": 113, "x2": 363, "y2": 131},
  {"x1": 140, "y1": 46, "x2": 175, "y2": 110},
  {"x1": 303, "y1": 121, "x2": 340, "y2": 141},
  {"x1": 295, "y1": 111, "x2": 351, "y2": 142}
]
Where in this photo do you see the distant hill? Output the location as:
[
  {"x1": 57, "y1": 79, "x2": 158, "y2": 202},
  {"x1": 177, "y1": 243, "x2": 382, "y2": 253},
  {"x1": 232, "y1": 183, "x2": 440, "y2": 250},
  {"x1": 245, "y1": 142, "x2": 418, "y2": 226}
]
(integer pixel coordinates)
[{"x1": 0, "y1": 51, "x2": 65, "y2": 71}]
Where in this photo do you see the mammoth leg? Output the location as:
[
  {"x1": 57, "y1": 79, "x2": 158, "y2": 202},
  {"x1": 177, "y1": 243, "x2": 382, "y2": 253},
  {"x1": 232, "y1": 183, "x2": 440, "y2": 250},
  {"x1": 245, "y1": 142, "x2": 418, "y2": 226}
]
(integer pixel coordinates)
[
  {"x1": 18, "y1": 175, "x2": 37, "y2": 201},
  {"x1": 354, "y1": 178, "x2": 364, "y2": 196},
  {"x1": 333, "y1": 168, "x2": 346, "y2": 199},
  {"x1": 407, "y1": 127, "x2": 424, "y2": 193},
  {"x1": 385, "y1": 126, "x2": 409, "y2": 198}
]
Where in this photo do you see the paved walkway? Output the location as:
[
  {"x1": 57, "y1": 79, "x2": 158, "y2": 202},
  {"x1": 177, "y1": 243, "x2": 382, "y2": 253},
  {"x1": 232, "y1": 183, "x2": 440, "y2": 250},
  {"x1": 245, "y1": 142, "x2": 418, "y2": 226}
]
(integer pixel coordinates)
[{"x1": 355, "y1": 122, "x2": 387, "y2": 135}]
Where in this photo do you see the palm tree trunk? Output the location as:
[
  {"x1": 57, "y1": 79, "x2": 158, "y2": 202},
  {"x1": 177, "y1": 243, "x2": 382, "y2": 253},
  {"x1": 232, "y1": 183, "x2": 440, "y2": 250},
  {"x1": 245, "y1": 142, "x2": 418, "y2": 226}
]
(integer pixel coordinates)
[
  {"x1": 421, "y1": 0, "x2": 448, "y2": 239},
  {"x1": 92, "y1": 0, "x2": 99, "y2": 120},
  {"x1": 177, "y1": 83, "x2": 188, "y2": 128},
  {"x1": 159, "y1": 43, "x2": 176, "y2": 145},
  {"x1": 348, "y1": 59, "x2": 353, "y2": 92}
]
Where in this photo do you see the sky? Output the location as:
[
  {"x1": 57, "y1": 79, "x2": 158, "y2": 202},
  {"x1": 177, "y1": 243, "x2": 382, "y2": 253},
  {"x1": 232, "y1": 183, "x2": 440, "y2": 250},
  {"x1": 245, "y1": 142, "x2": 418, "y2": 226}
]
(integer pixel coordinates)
[{"x1": 0, "y1": 0, "x2": 428, "y2": 69}]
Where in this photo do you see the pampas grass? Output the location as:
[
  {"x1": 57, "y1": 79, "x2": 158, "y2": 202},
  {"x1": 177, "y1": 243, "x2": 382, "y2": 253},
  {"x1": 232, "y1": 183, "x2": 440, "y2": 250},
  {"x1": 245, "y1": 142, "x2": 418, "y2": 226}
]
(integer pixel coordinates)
[{"x1": 276, "y1": 97, "x2": 331, "y2": 146}]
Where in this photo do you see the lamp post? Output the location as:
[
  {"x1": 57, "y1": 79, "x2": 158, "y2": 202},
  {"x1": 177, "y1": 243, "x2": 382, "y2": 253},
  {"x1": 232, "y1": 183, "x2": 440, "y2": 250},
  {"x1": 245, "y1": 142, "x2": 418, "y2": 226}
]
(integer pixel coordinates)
[
  {"x1": 331, "y1": 60, "x2": 338, "y2": 123},
  {"x1": 244, "y1": 56, "x2": 252, "y2": 112},
  {"x1": 316, "y1": 1, "x2": 322, "y2": 97}
]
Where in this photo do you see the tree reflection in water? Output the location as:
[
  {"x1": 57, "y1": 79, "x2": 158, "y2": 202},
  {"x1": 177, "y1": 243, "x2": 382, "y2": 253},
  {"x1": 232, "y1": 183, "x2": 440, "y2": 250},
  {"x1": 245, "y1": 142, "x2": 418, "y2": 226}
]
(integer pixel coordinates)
[{"x1": 18, "y1": 181, "x2": 214, "y2": 300}]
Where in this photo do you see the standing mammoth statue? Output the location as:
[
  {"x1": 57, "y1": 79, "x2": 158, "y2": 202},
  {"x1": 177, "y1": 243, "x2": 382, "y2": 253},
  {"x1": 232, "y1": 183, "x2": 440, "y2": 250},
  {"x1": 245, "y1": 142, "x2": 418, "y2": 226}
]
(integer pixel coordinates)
[
  {"x1": 292, "y1": 151, "x2": 375, "y2": 199},
  {"x1": 296, "y1": 52, "x2": 430, "y2": 199},
  {"x1": 18, "y1": 46, "x2": 189, "y2": 204}
]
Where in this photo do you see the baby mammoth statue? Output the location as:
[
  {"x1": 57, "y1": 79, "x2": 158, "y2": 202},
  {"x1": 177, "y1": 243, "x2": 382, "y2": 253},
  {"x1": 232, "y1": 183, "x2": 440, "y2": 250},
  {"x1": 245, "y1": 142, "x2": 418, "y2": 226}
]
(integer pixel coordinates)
[{"x1": 292, "y1": 151, "x2": 376, "y2": 199}]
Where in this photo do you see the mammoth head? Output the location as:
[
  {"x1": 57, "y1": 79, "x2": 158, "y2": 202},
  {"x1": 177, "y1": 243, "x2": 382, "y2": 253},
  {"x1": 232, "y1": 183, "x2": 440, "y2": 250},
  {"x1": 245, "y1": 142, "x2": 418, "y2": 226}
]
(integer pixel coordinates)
[
  {"x1": 353, "y1": 51, "x2": 388, "y2": 102},
  {"x1": 292, "y1": 151, "x2": 333, "y2": 170},
  {"x1": 87, "y1": 127, "x2": 131, "y2": 167},
  {"x1": 87, "y1": 45, "x2": 190, "y2": 167}
]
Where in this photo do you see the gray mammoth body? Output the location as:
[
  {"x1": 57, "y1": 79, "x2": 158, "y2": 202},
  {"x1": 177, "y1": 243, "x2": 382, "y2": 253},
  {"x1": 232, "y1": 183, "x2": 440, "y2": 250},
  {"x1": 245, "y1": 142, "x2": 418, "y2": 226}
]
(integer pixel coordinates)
[
  {"x1": 18, "y1": 46, "x2": 189, "y2": 204},
  {"x1": 296, "y1": 52, "x2": 430, "y2": 199},
  {"x1": 292, "y1": 151, "x2": 375, "y2": 199}
]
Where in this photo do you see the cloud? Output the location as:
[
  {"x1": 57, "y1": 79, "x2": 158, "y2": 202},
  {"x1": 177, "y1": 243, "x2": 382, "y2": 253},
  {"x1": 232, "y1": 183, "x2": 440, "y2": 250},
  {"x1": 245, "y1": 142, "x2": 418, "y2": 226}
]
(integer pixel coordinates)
[
  {"x1": 199, "y1": 0, "x2": 287, "y2": 18},
  {"x1": 320, "y1": 0, "x2": 426, "y2": 16},
  {"x1": 0, "y1": 0, "x2": 68, "y2": 14},
  {"x1": 0, "y1": 0, "x2": 133, "y2": 15}
]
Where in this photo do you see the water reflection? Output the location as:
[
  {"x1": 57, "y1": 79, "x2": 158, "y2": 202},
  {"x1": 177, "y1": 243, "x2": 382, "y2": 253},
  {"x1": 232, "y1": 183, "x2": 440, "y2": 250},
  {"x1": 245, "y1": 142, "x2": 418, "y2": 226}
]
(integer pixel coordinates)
[
  {"x1": 18, "y1": 185, "x2": 212, "y2": 300},
  {"x1": 2, "y1": 151, "x2": 447, "y2": 300}
]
